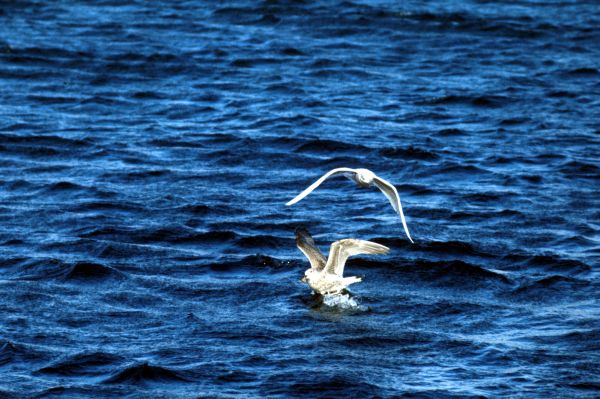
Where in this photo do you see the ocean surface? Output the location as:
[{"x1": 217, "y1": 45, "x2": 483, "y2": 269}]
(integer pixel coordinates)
[{"x1": 0, "y1": 0, "x2": 599, "y2": 397}]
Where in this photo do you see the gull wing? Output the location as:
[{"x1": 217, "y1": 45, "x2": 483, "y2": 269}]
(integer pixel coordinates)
[
  {"x1": 373, "y1": 175, "x2": 414, "y2": 243},
  {"x1": 324, "y1": 239, "x2": 390, "y2": 277},
  {"x1": 295, "y1": 228, "x2": 327, "y2": 270},
  {"x1": 286, "y1": 167, "x2": 357, "y2": 206}
]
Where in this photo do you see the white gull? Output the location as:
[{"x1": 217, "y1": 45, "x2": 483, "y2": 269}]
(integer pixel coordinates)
[
  {"x1": 296, "y1": 228, "x2": 390, "y2": 295},
  {"x1": 286, "y1": 167, "x2": 414, "y2": 243}
]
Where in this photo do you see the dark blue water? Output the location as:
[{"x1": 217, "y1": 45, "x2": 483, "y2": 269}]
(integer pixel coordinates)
[{"x1": 1, "y1": 0, "x2": 599, "y2": 397}]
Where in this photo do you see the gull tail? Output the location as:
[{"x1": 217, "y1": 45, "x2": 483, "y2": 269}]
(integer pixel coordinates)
[{"x1": 342, "y1": 276, "x2": 363, "y2": 287}]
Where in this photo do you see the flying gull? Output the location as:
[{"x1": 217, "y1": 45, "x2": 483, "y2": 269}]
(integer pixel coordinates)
[
  {"x1": 286, "y1": 167, "x2": 414, "y2": 243},
  {"x1": 296, "y1": 228, "x2": 390, "y2": 295}
]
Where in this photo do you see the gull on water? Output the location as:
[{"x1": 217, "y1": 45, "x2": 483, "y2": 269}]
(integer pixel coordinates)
[
  {"x1": 286, "y1": 167, "x2": 414, "y2": 243},
  {"x1": 296, "y1": 228, "x2": 390, "y2": 295}
]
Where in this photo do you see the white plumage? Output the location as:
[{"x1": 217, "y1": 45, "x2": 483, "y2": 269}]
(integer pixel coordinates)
[
  {"x1": 296, "y1": 228, "x2": 390, "y2": 295},
  {"x1": 286, "y1": 167, "x2": 414, "y2": 243}
]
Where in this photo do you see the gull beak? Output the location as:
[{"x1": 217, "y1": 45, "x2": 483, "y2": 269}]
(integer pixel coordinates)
[{"x1": 300, "y1": 276, "x2": 307, "y2": 283}]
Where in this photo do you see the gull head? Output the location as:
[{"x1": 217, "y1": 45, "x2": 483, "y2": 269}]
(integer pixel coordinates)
[{"x1": 355, "y1": 168, "x2": 376, "y2": 186}]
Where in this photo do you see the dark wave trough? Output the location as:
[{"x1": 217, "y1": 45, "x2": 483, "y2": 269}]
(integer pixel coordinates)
[{"x1": 0, "y1": 0, "x2": 598, "y2": 398}]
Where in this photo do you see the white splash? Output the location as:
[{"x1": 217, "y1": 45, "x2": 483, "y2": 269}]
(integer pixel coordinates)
[{"x1": 322, "y1": 293, "x2": 367, "y2": 311}]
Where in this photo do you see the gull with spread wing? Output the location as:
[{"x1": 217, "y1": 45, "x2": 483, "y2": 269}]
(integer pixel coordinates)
[
  {"x1": 286, "y1": 167, "x2": 414, "y2": 243},
  {"x1": 296, "y1": 228, "x2": 390, "y2": 295}
]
